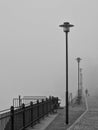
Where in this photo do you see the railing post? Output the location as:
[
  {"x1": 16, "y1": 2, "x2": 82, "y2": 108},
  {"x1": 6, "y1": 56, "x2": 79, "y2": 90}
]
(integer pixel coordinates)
[
  {"x1": 49, "y1": 96, "x2": 52, "y2": 114},
  {"x1": 46, "y1": 98, "x2": 49, "y2": 116},
  {"x1": 19, "y1": 95, "x2": 21, "y2": 107},
  {"x1": 37, "y1": 100, "x2": 40, "y2": 123},
  {"x1": 54, "y1": 97, "x2": 58, "y2": 113},
  {"x1": 42, "y1": 99, "x2": 44, "y2": 119},
  {"x1": 52, "y1": 96, "x2": 55, "y2": 113},
  {"x1": 57, "y1": 97, "x2": 59, "y2": 108},
  {"x1": 10, "y1": 106, "x2": 14, "y2": 130},
  {"x1": 22, "y1": 103, "x2": 25, "y2": 130},
  {"x1": 30, "y1": 101, "x2": 33, "y2": 127}
]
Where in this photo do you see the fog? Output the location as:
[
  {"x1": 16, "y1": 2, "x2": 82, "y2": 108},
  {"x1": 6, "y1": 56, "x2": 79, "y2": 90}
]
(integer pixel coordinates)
[{"x1": 0, "y1": 0, "x2": 98, "y2": 109}]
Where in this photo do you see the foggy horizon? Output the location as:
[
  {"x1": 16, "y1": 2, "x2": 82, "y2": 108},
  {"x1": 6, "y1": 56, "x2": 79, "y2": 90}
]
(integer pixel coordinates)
[{"x1": 0, "y1": 0, "x2": 98, "y2": 110}]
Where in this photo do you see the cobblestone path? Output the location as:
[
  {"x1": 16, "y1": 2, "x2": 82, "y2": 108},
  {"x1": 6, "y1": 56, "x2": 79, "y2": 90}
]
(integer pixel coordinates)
[
  {"x1": 69, "y1": 96, "x2": 98, "y2": 130},
  {"x1": 45, "y1": 103, "x2": 85, "y2": 130}
]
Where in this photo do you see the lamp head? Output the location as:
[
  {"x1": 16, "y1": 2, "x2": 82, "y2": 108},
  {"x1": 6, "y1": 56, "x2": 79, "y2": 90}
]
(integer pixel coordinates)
[
  {"x1": 76, "y1": 57, "x2": 82, "y2": 63},
  {"x1": 59, "y1": 22, "x2": 74, "y2": 32}
]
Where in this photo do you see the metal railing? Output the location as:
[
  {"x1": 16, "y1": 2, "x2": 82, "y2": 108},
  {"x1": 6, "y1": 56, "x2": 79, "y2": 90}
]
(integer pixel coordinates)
[
  {"x1": 0, "y1": 96, "x2": 59, "y2": 130},
  {"x1": 13, "y1": 96, "x2": 47, "y2": 108}
]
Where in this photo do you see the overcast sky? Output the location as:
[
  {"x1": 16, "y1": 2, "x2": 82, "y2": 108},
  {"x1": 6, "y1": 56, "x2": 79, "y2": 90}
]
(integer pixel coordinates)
[{"x1": 0, "y1": 0, "x2": 98, "y2": 109}]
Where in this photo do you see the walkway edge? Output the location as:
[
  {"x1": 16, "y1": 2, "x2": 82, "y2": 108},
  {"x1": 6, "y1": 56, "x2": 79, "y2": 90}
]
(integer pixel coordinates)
[
  {"x1": 67, "y1": 96, "x2": 88, "y2": 130},
  {"x1": 26, "y1": 113, "x2": 59, "y2": 130}
]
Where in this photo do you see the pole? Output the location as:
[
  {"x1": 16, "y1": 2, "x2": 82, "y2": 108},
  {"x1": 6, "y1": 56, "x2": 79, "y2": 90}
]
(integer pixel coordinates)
[
  {"x1": 80, "y1": 69, "x2": 83, "y2": 96},
  {"x1": 78, "y1": 62, "x2": 79, "y2": 98},
  {"x1": 65, "y1": 31, "x2": 69, "y2": 124},
  {"x1": 78, "y1": 61, "x2": 80, "y2": 104}
]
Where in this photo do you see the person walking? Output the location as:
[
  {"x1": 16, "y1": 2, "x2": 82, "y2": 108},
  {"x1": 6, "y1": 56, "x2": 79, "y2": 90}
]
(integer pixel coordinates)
[{"x1": 85, "y1": 89, "x2": 89, "y2": 97}]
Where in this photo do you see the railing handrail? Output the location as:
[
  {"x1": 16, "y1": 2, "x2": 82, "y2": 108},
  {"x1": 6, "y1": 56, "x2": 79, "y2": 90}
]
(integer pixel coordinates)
[{"x1": 0, "y1": 108, "x2": 10, "y2": 113}]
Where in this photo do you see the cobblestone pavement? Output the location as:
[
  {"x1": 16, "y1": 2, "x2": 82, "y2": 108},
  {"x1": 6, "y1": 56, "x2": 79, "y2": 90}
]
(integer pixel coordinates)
[{"x1": 69, "y1": 96, "x2": 98, "y2": 130}]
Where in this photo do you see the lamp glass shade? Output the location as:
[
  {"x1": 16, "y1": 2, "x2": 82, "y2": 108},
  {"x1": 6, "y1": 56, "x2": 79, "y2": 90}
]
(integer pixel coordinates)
[{"x1": 63, "y1": 26, "x2": 70, "y2": 32}]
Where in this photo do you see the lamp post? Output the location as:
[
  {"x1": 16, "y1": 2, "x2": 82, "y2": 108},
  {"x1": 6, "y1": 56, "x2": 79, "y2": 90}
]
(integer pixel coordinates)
[
  {"x1": 80, "y1": 68, "x2": 83, "y2": 99},
  {"x1": 80, "y1": 68, "x2": 83, "y2": 90},
  {"x1": 76, "y1": 57, "x2": 82, "y2": 104},
  {"x1": 59, "y1": 22, "x2": 74, "y2": 124}
]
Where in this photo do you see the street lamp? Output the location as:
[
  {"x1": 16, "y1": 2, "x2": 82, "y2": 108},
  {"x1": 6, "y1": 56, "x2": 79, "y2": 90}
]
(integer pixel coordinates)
[
  {"x1": 76, "y1": 57, "x2": 82, "y2": 104},
  {"x1": 59, "y1": 22, "x2": 74, "y2": 124}
]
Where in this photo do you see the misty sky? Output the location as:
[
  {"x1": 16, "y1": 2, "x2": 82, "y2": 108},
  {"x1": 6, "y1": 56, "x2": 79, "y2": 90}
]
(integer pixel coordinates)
[{"x1": 0, "y1": 0, "x2": 98, "y2": 109}]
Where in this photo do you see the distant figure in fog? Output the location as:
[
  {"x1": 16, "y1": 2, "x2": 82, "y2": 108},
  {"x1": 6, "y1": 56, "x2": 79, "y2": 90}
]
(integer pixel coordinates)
[{"x1": 85, "y1": 89, "x2": 89, "y2": 96}]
